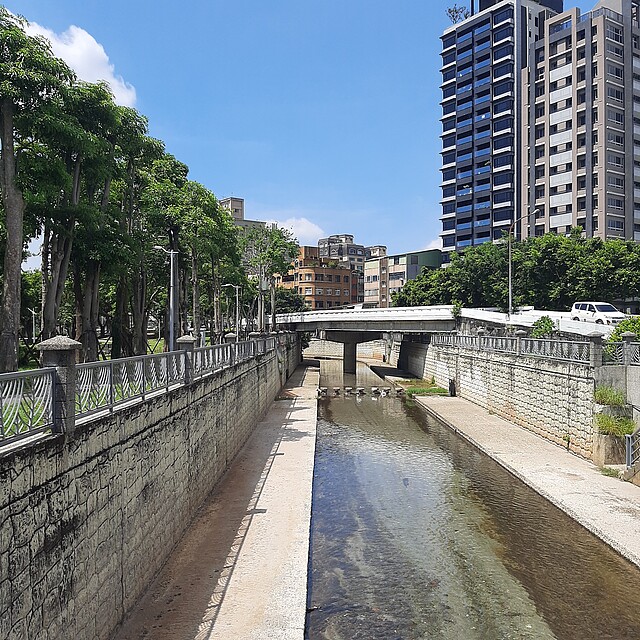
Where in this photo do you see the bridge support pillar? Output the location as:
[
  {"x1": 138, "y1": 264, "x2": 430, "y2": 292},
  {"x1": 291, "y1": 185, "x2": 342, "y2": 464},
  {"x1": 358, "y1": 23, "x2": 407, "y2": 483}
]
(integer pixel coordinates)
[{"x1": 343, "y1": 342, "x2": 357, "y2": 374}]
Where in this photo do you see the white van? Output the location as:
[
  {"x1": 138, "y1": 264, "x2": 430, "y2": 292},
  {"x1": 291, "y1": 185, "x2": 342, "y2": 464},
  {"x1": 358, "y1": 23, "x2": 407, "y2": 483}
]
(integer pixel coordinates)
[{"x1": 570, "y1": 302, "x2": 626, "y2": 325}]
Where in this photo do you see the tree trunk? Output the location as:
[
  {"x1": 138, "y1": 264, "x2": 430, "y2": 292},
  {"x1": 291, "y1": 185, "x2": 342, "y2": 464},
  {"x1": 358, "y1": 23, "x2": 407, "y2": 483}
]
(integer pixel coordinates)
[
  {"x1": 131, "y1": 261, "x2": 147, "y2": 355},
  {"x1": 80, "y1": 261, "x2": 100, "y2": 362},
  {"x1": 0, "y1": 98, "x2": 25, "y2": 371},
  {"x1": 270, "y1": 278, "x2": 276, "y2": 333},
  {"x1": 111, "y1": 275, "x2": 127, "y2": 359},
  {"x1": 191, "y1": 249, "x2": 200, "y2": 344},
  {"x1": 41, "y1": 225, "x2": 74, "y2": 339}
]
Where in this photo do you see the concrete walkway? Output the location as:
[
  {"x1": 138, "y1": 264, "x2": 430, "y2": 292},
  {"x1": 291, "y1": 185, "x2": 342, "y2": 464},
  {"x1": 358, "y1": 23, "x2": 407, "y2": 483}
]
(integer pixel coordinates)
[
  {"x1": 413, "y1": 394, "x2": 640, "y2": 568},
  {"x1": 114, "y1": 361, "x2": 319, "y2": 640}
]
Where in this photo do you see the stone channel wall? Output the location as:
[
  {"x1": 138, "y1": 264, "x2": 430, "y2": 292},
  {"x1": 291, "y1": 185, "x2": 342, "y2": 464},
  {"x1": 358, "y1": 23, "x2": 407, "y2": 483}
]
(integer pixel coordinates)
[
  {"x1": 0, "y1": 339, "x2": 300, "y2": 640},
  {"x1": 304, "y1": 337, "x2": 402, "y2": 363},
  {"x1": 304, "y1": 338, "x2": 386, "y2": 360},
  {"x1": 399, "y1": 341, "x2": 597, "y2": 459}
]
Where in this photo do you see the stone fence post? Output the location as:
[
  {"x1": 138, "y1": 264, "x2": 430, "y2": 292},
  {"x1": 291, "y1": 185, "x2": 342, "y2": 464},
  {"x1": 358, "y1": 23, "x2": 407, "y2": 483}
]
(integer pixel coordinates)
[
  {"x1": 37, "y1": 336, "x2": 82, "y2": 436},
  {"x1": 177, "y1": 335, "x2": 197, "y2": 385},
  {"x1": 621, "y1": 331, "x2": 636, "y2": 365},
  {"x1": 588, "y1": 332, "x2": 604, "y2": 368}
]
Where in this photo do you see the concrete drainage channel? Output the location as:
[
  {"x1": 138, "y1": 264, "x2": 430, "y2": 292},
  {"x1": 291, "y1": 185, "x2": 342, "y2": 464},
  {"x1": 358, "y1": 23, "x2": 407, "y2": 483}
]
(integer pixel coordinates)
[{"x1": 304, "y1": 358, "x2": 640, "y2": 640}]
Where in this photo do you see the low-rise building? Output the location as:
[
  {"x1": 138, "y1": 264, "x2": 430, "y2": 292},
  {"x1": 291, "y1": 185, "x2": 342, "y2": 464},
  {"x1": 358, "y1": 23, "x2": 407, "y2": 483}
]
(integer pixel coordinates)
[
  {"x1": 364, "y1": 249, "x2": 442, "y2": 308},
  {"x1": 275, "y1": 246, "x2": 354, "y2": 310}
]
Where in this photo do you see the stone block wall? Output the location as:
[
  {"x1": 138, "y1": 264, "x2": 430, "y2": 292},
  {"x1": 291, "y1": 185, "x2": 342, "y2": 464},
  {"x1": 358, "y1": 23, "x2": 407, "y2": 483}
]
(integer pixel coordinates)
[
  {"x1": 303, "y1": 337, "x2": 403, "y2": 363},
  {"x1": 400, "y1": 341, "x2": 597, "y2": 459},
  {"x1": 0, "y1": 339, "x2": 300, "y2": 640}
]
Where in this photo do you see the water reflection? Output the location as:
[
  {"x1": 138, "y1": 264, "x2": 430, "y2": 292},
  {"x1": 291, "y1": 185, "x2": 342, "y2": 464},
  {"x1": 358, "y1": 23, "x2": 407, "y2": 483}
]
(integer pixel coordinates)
[{"x1": 306, "y1": 360, "x2": 640, "y2": 640}]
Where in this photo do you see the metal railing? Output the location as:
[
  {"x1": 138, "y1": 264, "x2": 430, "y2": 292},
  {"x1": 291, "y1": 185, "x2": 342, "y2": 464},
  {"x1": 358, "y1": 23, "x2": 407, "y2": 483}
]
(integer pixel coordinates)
[
  {"x1": 76, "y1": 351, "x2": 185, "y2": 419},
  {"x1": 430, "y1": 333, "x2": 591, "y2": 364},
  {"x1": 1, "y1": 335, "x2": 285, "y2": 447},
  {"x1": 521, "y1": 338, "x2": 590, "y2": 363},
  {"x1": 626, "y1": 429, "x2": 640, "y2": 468},
  {"x1": 193, "y1": 337, "x2": 275, "y2": 379},
  {"x1": 603, "y1": 342, "x2": 640, "y2": 366},
  {"x1": 484, "y1": 336, "x2": 518, "y2": 353},
  {"x1": 0, "y1": 368, "x2": 55, "y2": 444}
]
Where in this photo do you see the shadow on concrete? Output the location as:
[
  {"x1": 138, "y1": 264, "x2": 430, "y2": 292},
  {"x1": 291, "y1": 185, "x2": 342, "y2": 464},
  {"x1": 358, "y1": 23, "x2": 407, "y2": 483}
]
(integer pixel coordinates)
[
  {"x1": 369, "y1": 364, "x2": 415, "y2": 380},
  {"x1": 114, "y1": 362, "x2": 316, "y2": 640}
]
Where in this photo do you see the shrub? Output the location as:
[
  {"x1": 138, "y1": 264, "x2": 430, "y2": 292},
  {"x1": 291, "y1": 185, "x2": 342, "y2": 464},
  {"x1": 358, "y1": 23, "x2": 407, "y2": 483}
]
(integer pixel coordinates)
[
  {"x1": 608, "y1": 316, "x2": 640, "y2": 343},
  {"x1": 531, "y1": 315, "x2": 555, "y2": 338},
  {"x1": 596, "y1": 413, "x2": 636, "y2": 437},
  {"x1": 600, "y1": 466, "x2": 621, "y2": 478},
  {"x1": 594, "y1": 386, "x2": 626, "y2": 406}
]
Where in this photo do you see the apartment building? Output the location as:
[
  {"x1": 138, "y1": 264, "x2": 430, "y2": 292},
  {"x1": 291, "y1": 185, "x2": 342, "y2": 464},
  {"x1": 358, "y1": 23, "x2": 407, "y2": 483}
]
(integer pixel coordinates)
[
  {"x1": 275, "y1": 246, "x2": 354, "y2": 310},
  {"x1": 439, "y1": 0, "x2": 562, "y2": 263},
  {"x1": 318, "y1": 234, "x2": 371, "y2": 303},
  {"x1": 522, "y1": 0, "x2": 640, "y2": 241},
  {"x1": 363, "y1": 249, "x2": 442, "y2": 308}
]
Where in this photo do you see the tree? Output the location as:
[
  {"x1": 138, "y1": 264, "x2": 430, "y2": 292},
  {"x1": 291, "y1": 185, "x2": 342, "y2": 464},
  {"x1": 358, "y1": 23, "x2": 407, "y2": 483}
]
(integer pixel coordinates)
[
  {"x1": 0, "y1": 9, "x2": 73, "y2": 370},
  {"x1": 241, "y1": 225, "x2": 298, "y2": 332},
  {"x1": 394, "y1": 231, "x2": 640, "y2": 313},
  {"x1": 268, "y1": 287, "x2": 308, "y2": 314},
  {"x1": 446, "y1": 3, "x2": 470, "y2": 24}
]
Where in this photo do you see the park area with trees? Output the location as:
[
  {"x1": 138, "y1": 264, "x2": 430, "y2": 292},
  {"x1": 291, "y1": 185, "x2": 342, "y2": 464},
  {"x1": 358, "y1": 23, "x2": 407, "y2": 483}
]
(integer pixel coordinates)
[{"x1": 0, "y1": 9, "x2": 300, "y2": 371}]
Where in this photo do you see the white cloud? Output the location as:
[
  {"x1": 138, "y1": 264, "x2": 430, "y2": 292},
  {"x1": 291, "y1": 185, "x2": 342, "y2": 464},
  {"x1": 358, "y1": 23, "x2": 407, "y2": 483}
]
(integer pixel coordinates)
[
  {"x1": 25, "y1": 22, "x2": 136, "y2": 107},
  {"x1": 424, "y1": 237, "x2": 442, "y2": 250},
  {"x1": 265, "y1": 217, "x2": 325, "y2": 246}
]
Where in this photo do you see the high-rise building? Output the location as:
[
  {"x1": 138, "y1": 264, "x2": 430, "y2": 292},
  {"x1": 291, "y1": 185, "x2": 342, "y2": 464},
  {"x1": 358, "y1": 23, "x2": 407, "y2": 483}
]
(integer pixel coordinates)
[
  {"x1": 522, "y1": 0, "x2": 640, "y2": 241},
  {"x1": 439, "y1": 0, "x2": 562, "y2": 263}
]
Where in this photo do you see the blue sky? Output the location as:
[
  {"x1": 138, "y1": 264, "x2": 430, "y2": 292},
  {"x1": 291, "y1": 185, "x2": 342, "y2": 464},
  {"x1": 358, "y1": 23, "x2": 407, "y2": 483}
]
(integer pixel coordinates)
[{"x1": 10, "y1": 0, "x2": 594, "y2": 255}]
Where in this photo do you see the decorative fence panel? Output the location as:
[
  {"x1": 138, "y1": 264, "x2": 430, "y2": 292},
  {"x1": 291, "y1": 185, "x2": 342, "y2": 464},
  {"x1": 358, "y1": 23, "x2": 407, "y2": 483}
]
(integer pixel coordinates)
[
  {"x1": 76, "y1": 351, "x2": 186, "y2": 419},
  {"x1": 521, "y1": 338, "x2": 590, "y2": 363},
  {"x1": 0, "y1": 368, "x2": 55, "y2": 444},
  {"x1": 1, "y1": 335, "x2": 289, "y2": 448},
  {"x1": 429, "y1": 333, "x2": 591, "y2": 364},
  {"x1": 603, "y1": 342, "x2": 640, "y2": 366}
]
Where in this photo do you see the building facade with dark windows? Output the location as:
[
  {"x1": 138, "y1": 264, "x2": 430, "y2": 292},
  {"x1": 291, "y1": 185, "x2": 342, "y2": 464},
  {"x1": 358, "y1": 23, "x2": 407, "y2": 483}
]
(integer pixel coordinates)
[
  {"x1": 275, "y1": 246, "x2": 355, "y2": 310},
  {"x1": 439, "y1": 0, "x2": 562, "y2": 263},
  {"x1": 522, "y1": 0, "x2": 640, "y2": 241}
]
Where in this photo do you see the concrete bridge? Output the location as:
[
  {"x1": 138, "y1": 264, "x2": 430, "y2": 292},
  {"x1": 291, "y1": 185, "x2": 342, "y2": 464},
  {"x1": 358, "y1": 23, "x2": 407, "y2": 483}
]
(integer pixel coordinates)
[{"x1": 276, "y1": 305, "x2": 456, "y2": 373}]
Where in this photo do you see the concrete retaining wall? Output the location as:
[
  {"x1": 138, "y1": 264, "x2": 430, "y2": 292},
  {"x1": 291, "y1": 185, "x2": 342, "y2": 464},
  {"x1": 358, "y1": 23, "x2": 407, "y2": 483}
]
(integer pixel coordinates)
[
  {"x1": 400, "y1": 341, "x2": 597, "y2": 459},
  {"x1": 304, "y1": 338, "x2": 386, "y2": 360},
  {"x1": 303, "y1": 337, "x2": 403, "y2": 364},
  {"x1": 0, "y1": 339, "x2": 300, "y2": 640}
]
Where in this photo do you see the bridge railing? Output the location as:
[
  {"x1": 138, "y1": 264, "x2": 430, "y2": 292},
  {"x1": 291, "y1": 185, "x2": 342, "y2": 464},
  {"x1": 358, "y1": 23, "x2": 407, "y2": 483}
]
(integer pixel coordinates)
[
  {"x1": 277, "y1": 305, "x2": 455, "y2": 325},
  {"x1": 1, "y1": 335, "x2": 286, "y2": 449}
]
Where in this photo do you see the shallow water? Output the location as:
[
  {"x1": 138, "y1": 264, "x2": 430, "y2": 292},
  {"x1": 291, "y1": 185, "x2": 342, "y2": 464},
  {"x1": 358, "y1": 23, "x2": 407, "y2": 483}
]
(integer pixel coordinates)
[{"x1": 305, "y1": 360, "x2": 640, "y2": 640}]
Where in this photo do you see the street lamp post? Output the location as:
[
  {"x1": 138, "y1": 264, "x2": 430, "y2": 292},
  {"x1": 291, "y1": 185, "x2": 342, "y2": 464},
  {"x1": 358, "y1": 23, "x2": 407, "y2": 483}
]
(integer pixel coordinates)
[
  {"x1": 153, "y1": 245, "x2": 178, "y2": 351},
  {"x1": 223, "y1": 284, "x2": 241, "y2": 342},
  {"x1": 508, "y1": 209, "x2": 539, "y2": 319}
]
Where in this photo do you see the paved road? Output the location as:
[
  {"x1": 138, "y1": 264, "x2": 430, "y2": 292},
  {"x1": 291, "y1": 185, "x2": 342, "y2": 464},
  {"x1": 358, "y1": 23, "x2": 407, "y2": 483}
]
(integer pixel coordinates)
[{"x1": 114, "y1": 362, "x2": 319, "y2": 640}]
